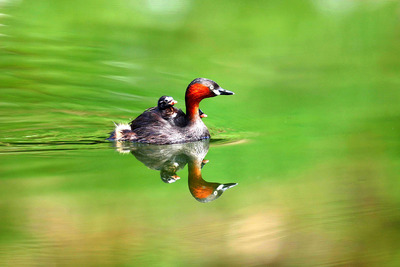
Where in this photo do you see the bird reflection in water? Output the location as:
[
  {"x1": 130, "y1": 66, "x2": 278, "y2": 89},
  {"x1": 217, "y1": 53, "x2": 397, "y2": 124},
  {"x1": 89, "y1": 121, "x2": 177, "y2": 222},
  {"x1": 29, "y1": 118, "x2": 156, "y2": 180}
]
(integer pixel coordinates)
[{"x1": 113, "y1": 140, "x2": 237, "y2": 202}]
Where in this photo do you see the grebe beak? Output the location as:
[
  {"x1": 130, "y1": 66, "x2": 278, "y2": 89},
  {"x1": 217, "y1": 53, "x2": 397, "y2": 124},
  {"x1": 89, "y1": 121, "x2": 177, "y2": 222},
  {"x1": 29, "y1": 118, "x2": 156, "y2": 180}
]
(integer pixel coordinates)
[{"x1": 213, "y1": 87, "x2": 235, "y2": 96}]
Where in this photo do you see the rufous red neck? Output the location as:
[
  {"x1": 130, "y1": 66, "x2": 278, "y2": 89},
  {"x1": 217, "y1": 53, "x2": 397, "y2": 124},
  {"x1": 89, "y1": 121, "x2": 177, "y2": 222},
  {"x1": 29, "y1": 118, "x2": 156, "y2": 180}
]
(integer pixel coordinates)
[
  {"x1": 185, "y1": 97, "x2": 201, "y2": 122},
  {"x1": 185, "y1": 83, "x2": 212, "y2": 122}
]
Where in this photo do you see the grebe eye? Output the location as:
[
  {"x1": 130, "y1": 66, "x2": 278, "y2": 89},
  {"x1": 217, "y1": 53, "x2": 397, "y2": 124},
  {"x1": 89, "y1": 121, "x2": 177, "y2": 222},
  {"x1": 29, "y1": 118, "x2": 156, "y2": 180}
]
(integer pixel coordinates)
[{"x1": 209, "y1": 85, "x2": 214, "y2": 90}]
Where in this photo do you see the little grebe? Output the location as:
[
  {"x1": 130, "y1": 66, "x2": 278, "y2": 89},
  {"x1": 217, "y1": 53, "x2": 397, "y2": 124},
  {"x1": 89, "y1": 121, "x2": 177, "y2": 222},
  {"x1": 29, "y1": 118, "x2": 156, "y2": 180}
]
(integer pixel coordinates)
[
  {"x1": 158, "y1": 96, "x2": 206, "y2": 119},
  {"x1": 109, "y1": 95, "x2": 178, "y2": 141},
  {"x1": 109, "y1": 78, "x2": 234, "y2": 144},
  {"x1": 158, "y1": 96, "x2": 178, "y2": 120},
  {"x1": 130, "y1": 95, "x2": 204, "y2": 125},
  {"x1": 130, "y1": 96, "x2": 179, "y2": 127},
  {"x1": 199, "y1": 109, "x2": 207, "y2": 118}
]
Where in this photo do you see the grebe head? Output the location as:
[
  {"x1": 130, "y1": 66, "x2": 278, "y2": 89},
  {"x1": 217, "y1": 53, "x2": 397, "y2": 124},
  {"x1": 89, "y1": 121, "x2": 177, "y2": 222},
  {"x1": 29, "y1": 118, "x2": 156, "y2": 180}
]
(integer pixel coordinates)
[
  {"x1": 186, "y1": 78, "x2": 234, "y2": 101},
  {"x1": 158, "y1": 96, "x2": 178, "y2": 110}
]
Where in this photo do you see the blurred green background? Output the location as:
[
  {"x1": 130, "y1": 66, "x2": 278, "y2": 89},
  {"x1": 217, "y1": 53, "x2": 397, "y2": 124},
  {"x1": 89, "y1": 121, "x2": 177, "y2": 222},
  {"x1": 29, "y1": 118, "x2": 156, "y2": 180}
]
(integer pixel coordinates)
[{"x1": 1, "y1": 0, "x2": 400, "y2": 266}]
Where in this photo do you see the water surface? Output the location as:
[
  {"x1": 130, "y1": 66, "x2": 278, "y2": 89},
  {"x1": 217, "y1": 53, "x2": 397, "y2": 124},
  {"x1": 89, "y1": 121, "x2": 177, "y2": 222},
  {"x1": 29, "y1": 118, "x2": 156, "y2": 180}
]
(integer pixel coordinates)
[{"x1": 1, "y1": 0, "x2": 400, "y2": 266}]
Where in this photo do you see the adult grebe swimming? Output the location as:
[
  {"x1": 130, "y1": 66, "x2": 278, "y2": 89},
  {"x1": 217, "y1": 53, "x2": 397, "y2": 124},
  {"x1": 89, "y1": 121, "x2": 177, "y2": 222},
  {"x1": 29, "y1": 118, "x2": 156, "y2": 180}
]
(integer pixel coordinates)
[{"x1": 109, "y1": 78, "x2": 234, "y2": 144}]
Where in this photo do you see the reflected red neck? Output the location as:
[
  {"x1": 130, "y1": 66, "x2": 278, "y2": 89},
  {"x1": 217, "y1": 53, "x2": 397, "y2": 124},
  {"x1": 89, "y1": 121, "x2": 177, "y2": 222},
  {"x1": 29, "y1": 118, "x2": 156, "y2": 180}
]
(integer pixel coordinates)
[{"x1": 188, "y1": 161, "x2": 213, "y2": 199}]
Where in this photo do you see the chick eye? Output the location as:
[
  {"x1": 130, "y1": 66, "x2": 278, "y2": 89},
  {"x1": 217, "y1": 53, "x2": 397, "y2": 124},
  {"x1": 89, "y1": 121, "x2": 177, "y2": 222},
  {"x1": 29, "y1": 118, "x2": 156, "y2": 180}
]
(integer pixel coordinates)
[{"x1": 209, "y1": 85, "x2": 214, "y2": 90}]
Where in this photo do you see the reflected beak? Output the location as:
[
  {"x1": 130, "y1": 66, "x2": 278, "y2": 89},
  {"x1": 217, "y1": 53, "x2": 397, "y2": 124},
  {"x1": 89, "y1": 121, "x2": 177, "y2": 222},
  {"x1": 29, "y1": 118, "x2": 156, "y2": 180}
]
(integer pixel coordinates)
[
  {"x1": 219, "y1": 183, "x2": 238, "y2": 191},
  {"x1": 214, "y1": 87, "x2": 235, "y2": 96}
]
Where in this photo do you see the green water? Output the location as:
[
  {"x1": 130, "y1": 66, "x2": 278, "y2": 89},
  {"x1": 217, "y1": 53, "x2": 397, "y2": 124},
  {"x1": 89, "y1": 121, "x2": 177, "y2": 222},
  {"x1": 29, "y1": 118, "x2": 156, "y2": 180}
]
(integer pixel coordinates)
[{"x1": 1, "y1": 0, "x2": 400, "y2": 265}]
